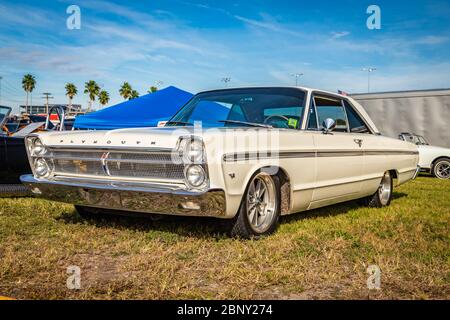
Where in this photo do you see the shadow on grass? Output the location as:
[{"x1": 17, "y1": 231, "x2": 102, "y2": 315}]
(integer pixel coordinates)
[
  {"x1": 57, "y1": 192, "x2": 410, "y2": 239},
  {"x1": 57, "y1": 208, "x2": 231, "y2": 240}
]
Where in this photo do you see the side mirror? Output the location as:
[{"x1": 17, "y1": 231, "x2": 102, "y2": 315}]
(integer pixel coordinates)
[{"x1": 322, "y1": 118, "x2": 336, "y2": 134}]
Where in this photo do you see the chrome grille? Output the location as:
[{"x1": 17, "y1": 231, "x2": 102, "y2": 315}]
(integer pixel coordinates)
[{"x1": 48, "y1": 148, "x2": 185, "y2": 181}]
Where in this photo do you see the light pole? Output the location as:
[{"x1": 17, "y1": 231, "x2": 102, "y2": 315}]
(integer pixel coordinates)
[
  {"x1": 155, "y1": 80, "x2": 163, "y2": 88},
  {"x1": 362, "y1": 67, "x2": 376, "y2": 93},
  {"x1": 221, "y1": 77, "x2": 231, "y2": 88},
  {"x1": 290, "y1": 73, "x2": 303, "y2": 86},
  {"x1": 0, "y1": 76, "x2": 2, "y2": 105}
]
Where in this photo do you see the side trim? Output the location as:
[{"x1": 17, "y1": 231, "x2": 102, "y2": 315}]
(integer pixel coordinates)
[{"x1": 223, "y1": 149, "x2": 419, "y2": 162}]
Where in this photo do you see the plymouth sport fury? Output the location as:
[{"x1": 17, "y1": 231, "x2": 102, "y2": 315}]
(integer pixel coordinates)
[{"x1": 21, "y1": 87, "x2": 420, "y2": 238}]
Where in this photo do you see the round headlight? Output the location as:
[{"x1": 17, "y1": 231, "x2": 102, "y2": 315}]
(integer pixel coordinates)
[
  {"x1": 182, "y1": 139, "x2": 204, "y2": 163},
  {"x1": 32, "y1": 138, "x2": 46, "y2": 156},
  {"x1": 185, "y1": 165, "x2": 206, "y2": 188},
  {"x1": 34, "y1": 158, "x2": 51, "y2": 178}
]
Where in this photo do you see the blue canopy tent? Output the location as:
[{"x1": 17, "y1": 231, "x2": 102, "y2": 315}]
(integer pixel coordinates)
[{"x1": 73, "y1": 86, "x2": 193, "y2": 130}]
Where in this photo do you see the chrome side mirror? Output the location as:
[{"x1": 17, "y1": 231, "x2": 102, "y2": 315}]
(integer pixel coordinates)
[{"x1": 322, "y1": 118, "x2": 336, "y2": 134}]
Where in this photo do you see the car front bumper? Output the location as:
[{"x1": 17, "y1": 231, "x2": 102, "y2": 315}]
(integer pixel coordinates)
[{"x1": 20, "y1": 175, "x2": 227, "y2": 218}]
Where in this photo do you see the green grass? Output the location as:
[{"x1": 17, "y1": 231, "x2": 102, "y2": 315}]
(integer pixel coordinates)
[{"x1": 0, "y1": 176, "x2": 449, "y2": 299}]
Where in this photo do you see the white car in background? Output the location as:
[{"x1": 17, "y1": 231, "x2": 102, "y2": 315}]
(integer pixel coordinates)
[{"x1": 399, "y1": 133, "x2": 450, "y2": 179}]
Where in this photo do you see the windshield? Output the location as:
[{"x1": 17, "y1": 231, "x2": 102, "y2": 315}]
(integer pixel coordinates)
[
  {"x1": 0, "y1": 106, "x2": 12, "y2": 127},
  {"x1": 167, "y1": 88, "x2": 306, "y2": 129}
]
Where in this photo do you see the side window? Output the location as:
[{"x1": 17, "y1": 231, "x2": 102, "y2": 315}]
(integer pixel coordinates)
[
  {"x1": 314, "y1": 96, "x2": 348, "y2": 132},
  {"x1": 307, "y1": 98, "x2": 318, "y2": 130},
  {"x1": 343, "y1": 101, "x2": 370, "y2": 133}
]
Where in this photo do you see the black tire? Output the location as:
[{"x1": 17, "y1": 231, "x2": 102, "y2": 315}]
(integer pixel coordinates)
[
  {"x1": 431, "y1": 157, "x2": 450, "y2": 180},
  {"x1": 229, "y1": 171, "x2": 281, "y2": 239},
  {"x1": 360, "y1": 171, "x2": 393, "y2": 208}
]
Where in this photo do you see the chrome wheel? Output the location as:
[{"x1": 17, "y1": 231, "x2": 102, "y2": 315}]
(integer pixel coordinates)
[
  {"x1": 378, "y1": 171, "x2": 392, "y2": 206},
  {"x1": 434, "y1": 160, "x2": 450, "y2": 179},
  {"x1": 246, "y1": 173, "x2": 277, "y2": 233}
]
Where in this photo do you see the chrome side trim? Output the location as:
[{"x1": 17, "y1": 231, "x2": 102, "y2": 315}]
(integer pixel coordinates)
[
  {"x1": 223, "y1": 149, "x2": 419, "y2": 162},
  {"x1": 20, "y1": 175, "x2": 226, "y2": 218}
]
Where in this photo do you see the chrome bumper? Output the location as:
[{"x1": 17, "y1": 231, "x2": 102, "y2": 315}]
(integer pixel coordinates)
[{"x1": 20, "y1": 175, "x2": 226, "y2": 218}]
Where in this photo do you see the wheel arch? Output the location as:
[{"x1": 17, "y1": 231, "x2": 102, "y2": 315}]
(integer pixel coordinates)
[
  {"x1": 241, "y1": 165, "x2": 291, "y2": 215},
  {"x1": 431, "y1": 156, "x2": 450, "y2": 167}
]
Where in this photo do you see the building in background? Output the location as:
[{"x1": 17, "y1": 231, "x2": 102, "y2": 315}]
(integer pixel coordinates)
[
  {"x1": 20, "y1": 104, "x2": 83, "y2": 115},
  {"x1": 352, "y1": 88, "x2": 450, "y2": 148}
]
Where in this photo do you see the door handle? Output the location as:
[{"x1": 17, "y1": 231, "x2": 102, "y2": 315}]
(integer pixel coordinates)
[{"x1": 354, "y1": 139, "x2": 363, "y2": 147}]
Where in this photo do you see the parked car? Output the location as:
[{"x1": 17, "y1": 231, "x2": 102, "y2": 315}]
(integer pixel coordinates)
[
  {"x1": 0, "y1": 105, "x2": 68, "y2": 196},
  {"x1": 21, "y1": 87, "x2": 419, "y2": 238},
  {"x1": 399, "y1": 132, "x2": 450, "y2": 179},
  {"x1": 0, "y1": 106, "x2": 34, "y2": 195}
]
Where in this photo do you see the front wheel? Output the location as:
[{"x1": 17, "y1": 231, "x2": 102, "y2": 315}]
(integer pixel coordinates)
[
  {"x1": 432, "y1": 158, "x2": 450, "y2": 179},
  {"x1": 229, "y1": 171, "x2": 280, "y2": 239},
  {"x1": 361, "y1": 171, "x2": 393, "y2": 208}
]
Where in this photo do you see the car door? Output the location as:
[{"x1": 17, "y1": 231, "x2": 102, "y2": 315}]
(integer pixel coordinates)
[{"x1": 306, "y1": 93, "x2": 366, "y2": 207}]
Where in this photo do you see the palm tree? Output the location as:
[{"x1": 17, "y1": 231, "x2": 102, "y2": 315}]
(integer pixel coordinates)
[
  {"x1": 130, "y1": 90, "x2": 139, "y2": 100},
  {"x1": 65, "y1": 83, "x2": 77, "y2": 112},
  {"x1": 22, "y1": 74, "x2": 36, "y2": 111},
  {"x1": 147, "y1": 86, "x2": 158, "y2": 94},
  {"x1": 119, "y1": 82, "x2": 133, "y2": 100},
  {"x1": 84, "y1": 80, "x2": 100, "y2": 112},
  {"x1": 98, "y1": 90, "x2": 110, "y2": 107}
]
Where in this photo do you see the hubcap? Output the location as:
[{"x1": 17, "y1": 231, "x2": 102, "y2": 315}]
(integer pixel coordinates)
[
  {"x1": 435, "y1": 161, "x2": 450, "y2": 179},
  {"x1": 378, "y1": 171, "x2": 392, "y2": 205},
  {"x1": 246, "y1": 173, "x2": 276, "y2": 233}
]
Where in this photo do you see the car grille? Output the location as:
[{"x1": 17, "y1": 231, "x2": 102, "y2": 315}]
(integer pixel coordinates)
[{"x1": 47, "y1": 148, "x2": 185, "y2": 181}]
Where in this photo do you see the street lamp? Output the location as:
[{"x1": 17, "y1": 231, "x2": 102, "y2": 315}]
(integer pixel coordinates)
[
  {"x1": 290, "y1": 73, "x2": 304, "y2": 86},
  {"x1": 362, "y1": 67, "x2": 376, "y2": 93}
]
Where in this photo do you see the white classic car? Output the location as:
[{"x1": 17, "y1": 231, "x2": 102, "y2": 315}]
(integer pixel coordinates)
[
  {"x1": 399, "y1": 132, "x2": 450, "y2": 179},
  {"x1": 21, "y1": 87, "x2": 420, "y2": 238}
]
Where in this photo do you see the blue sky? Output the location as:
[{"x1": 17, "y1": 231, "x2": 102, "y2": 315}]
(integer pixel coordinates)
[{"x1": 1, "y1": 0, "x2": 449, "y2": 112}]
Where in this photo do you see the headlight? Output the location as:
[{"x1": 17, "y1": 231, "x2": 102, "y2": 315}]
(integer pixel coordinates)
[
  {"x1": 179, "y1": 138, "x2": 204, "y2": 163},
  {"x1": 27, "y1": 137, "x2": 47, "y2": 156},
  {"x1": 25, "y1": 136, "x2": 53, "y2": 179},
  {"x1": 185, "y1": 164, "x2": 206, "y2": 188},
  {"x1": 34, "y1": 158, "x2": 52, "y2": 178},
  {"x1": 32, "y1": 138, "x2": 47, "y2": 156}
]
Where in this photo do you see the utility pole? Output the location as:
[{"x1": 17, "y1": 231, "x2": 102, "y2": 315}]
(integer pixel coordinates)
[
  {"x1": 290, "y1": 73, "x2": 304, "y2": 86},
  {"x1": 362, "y1": 67, "x2": 376, "y2": 93},
  {"x1": 42, "y1": 92, "x2": 54, "y2": 114},
  {"x1": 221, "y1": 77, "x2": 231, "y2": 88}
]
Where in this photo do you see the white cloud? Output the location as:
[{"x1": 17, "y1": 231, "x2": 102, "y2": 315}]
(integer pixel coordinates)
[{"x1": 331, "y1": 31, "x2": 350, "y2": 39}]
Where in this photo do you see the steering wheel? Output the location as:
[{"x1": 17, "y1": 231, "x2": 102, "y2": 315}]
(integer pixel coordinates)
[{"x1": 264, "y1": 115, "x2": 290, "y2": 128}]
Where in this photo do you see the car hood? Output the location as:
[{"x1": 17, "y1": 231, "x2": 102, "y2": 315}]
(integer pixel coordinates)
[
  {"x1": 37, "y1": 126, "x2": 285, "y2": 151},
  {"x1": 37, "y1": 126, "x2": 199, "y2": 150}
]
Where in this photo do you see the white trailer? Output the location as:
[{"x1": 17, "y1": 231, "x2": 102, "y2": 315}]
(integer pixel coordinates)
[{"x1": 352, "y1": 88, "x2": 450, "y2": 148}]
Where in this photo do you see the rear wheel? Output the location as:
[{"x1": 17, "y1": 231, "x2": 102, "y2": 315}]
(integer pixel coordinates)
[
  {"x1": 432, "y1": 158, "x2": 450, "y2": 179},
  {"x1": 361, "y1": 171, "x2": 393, "y2": 208},
  {"x1": 230, "y1": 171, "x2": 280, "y2": 239}
]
